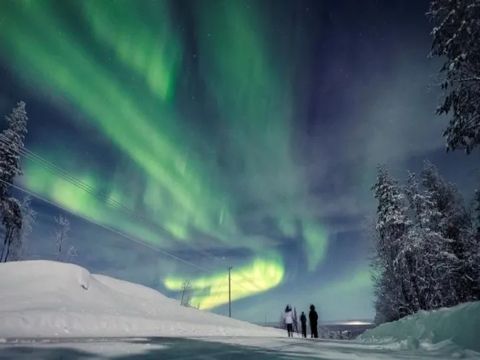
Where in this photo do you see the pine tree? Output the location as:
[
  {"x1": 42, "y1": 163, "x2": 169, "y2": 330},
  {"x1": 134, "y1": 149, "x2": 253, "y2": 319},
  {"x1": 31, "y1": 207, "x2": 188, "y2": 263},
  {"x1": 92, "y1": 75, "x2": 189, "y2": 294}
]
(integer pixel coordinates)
[
  {"x1": 66, "y1": 245, "x2": 78, "y2": 262},
  {"x1": 421, "y1": 162, "x2": 478, "y2": 303},
  {"x1": 402, "y1": 173, "x2": 428, "y2": 311},
  {"x1": 0, "y1": 102, "x2": 28, "y2": 262},
  {"x1": 372, "y1": 163, "x2": 480, "y2": 323},
  {"x1": 9, "y1": 196, "x2": 36, "y2": 261},
  {"x1": 180, "y1": 280, "x2": 192, "y2": 307},
  {"x1": 474, "y1": 190, "x2": 480, "y2": 236},
  {"x1": 54, "y1": 215, "x2": 70, "y2": 261},
  {"x1": 472, "y1": 190, "x2": 480, "y2": 291},
  {"x1": 0, "y1": 101, "x2": 27, "y2": 193},
  {"x1": 372, "y1": 166, "x2": 412, "y2": 322},
  {"x1": 405, "y1": 172, "x2": 457, "y2": 309},
  {"x1": 0, "y1": 197, "x2": 22, "y2": 262},
  {"x1": 429, "y1": 0, "x2": 480, "y2": 153}
]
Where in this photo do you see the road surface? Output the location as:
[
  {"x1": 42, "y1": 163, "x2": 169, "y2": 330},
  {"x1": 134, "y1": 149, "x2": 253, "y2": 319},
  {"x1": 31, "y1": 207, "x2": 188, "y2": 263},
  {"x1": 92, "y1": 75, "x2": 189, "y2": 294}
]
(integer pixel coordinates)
[{"x1": 0, "y1": 336, "x2": 476, "y2": 359}]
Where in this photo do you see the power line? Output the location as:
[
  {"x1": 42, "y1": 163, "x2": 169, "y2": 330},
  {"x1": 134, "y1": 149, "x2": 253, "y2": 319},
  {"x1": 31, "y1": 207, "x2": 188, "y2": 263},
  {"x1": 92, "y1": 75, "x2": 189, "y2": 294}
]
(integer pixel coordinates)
[
  {"x1": 0, "y1": 177, "x2": 211, "y2": 273},
  {"x1": 0, "y1": 135, "x2": 142, "y2": 217},
  {"x1": 0, "y1": 134, "x2": 265, "y2": 293}
]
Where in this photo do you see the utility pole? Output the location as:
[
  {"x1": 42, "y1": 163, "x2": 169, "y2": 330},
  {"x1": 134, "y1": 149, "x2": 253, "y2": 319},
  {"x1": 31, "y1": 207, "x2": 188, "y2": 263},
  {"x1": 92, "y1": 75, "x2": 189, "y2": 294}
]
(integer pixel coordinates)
[{"x1": 228, "y1": 266, "x2": 233, "y2": 317}]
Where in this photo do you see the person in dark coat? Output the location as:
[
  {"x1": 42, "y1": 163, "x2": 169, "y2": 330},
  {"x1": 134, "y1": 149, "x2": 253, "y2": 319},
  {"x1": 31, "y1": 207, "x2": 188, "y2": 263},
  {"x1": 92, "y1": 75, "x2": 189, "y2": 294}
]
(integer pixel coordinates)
[
  {"x1": 309, "y1": 304, "x2": 319, "y2": 338},
  {"x1": 300, "y1": 311, "x2": 307, "y2": 338}
]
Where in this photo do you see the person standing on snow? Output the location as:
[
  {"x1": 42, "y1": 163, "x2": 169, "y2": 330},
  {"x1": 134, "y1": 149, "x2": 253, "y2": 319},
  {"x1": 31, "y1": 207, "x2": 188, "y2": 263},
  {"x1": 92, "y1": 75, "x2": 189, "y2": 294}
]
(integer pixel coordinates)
[
  {"x1": 309, "y1": 304, "x2": 319, "y2": 338},
  {"x1": 300, "y1": 311, "x2": 307, "y2": 338},
  {"x1": 284, "y1": 305, "x2": 294, "y2": 337}
]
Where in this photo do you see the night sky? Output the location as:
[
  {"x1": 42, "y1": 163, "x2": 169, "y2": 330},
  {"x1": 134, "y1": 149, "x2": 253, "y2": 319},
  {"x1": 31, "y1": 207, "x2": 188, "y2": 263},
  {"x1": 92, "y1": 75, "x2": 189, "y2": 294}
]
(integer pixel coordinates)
[{"x1": 0, "y1": 0, "x2": 478, "y2": 323}]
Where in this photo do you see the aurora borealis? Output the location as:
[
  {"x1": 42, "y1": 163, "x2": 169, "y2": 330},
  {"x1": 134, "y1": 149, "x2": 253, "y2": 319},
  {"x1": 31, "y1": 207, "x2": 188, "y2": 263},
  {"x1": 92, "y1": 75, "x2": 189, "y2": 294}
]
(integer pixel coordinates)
[{"x1": 0, "y1": 0, "x2": 479, "y2": 322}]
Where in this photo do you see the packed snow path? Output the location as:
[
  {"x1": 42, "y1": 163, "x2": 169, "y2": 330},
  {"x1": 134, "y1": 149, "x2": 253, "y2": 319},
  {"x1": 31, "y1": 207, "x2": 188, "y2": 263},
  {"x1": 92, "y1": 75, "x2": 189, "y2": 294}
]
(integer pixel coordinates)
[{"x1": 0, "y1": 336, "x2": 478, "y2": 359}]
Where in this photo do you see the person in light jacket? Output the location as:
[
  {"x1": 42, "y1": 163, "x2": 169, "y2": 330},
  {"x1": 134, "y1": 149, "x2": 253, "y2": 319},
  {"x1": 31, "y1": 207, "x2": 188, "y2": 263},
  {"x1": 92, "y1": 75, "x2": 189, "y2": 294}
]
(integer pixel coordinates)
[{"x1": 284, "y1": 305, "x2": 294, "y2": 337}]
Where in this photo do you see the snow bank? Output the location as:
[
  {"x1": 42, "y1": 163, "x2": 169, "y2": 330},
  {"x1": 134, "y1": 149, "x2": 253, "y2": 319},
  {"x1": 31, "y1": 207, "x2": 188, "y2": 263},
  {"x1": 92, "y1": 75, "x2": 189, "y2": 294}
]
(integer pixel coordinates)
[
  {"x1": 358, "y1": 301, "x2": 480, "y2": 352},
  {"x1": 0, "y1": 260, "x2": 282, "y2": 338}
]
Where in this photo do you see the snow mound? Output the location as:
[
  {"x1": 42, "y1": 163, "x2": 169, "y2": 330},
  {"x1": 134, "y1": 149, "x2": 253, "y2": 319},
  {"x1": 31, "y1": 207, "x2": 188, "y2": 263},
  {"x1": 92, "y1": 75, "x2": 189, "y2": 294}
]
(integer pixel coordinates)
[
  {"x1": 358, "y1": 301, "x2": 480, "y2": 352},
  {"x1": 0, "y1": 260, "x2": 282, "y2": 338}
]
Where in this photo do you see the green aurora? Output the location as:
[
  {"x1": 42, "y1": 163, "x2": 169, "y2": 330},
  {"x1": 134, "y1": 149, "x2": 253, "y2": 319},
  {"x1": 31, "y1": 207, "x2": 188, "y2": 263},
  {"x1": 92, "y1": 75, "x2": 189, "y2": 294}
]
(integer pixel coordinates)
[
  {"x1": 0, "y1": 0, "x2": 329, "y2": 309},
  {"x1": 165, "y1": 256, "x2": 285, "y2": 309},
  {"x1": 2, "y1": 0, "x2": 471, "y2": 323}
]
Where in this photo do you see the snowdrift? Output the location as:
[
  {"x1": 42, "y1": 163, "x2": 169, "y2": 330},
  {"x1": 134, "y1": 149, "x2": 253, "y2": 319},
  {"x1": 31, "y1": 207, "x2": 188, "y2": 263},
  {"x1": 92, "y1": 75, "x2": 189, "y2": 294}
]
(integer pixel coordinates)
[
  {"x1": 0, "y1": 260, "x2": 281, "y2": 338},
  {"x1": 358, "y1": 301, "x2": 480, "y2": 352}
]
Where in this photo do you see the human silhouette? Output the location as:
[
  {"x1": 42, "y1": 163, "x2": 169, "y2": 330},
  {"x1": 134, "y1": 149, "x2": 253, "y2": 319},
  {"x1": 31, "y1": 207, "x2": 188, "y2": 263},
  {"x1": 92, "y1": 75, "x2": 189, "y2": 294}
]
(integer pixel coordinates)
[
  {"x1": 300, "y1": 311, "x2": 307, "y2": 338},
  {"x1": 284, "y1": 305, "x2": 294, "y2": 337},
  {"x1": 309, "y1": 304, "x2": 318, "y2": 338}
]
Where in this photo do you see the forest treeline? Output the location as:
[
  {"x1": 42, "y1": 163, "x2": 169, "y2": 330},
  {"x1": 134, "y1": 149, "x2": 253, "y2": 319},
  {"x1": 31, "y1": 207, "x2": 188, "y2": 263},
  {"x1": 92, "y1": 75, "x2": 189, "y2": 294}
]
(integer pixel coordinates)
[{"x1": 371, "y1": 163, "x2": 480, "y2": 323}]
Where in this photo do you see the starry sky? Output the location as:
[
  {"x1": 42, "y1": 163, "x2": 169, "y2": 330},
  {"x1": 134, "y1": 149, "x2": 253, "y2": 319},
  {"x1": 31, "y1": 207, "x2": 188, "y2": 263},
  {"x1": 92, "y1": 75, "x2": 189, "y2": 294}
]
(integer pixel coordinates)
[{"x1": 0, "y1": 0, "x2": 478, "y2": 323}]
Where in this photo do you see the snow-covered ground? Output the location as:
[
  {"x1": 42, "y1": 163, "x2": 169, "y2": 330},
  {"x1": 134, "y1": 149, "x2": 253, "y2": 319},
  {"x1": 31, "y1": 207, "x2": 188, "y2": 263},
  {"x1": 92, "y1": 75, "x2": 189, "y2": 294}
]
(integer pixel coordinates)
[
  {"x1": 0, "y1": 260, "x2": 479, "y2": 359},
  {"x1": 358, "y1": 300, "x2": 480, "y2": 352},
  {"x1": 0, "y1": 260, "x2": 281, "y2": 338}
]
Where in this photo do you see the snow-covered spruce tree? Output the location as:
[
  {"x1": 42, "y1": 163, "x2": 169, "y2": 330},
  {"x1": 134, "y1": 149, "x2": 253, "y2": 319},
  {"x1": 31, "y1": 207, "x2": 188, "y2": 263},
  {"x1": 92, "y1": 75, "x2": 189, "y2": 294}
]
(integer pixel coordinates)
[
  {"x1": 9, "y1": 196, "x2": 36, "y2": 261},
  {"x1": 421, "y1": 162, "x2": 479, "y2": 303},
  {"x1": 66, "y1": 245, "x2": 78, "y2": 262},
  {"x1": 0, "y1": 198, "x2": 22, "y2": 262},
  {"x1": 54, "y1": 215, "x2": 70, "y2": 261},
  {"x1": 474, "y1": 190, "x2": 480, "y2": 236},
  {"x1": 473, "y1": 190, "x2": 480, "y2": 288},
  {"x1": 402, "y1": 173, "x2": 429, "y2": 311},
  {"x1": 180, "y1": 280, "x2": 192, "y2": 307},
  {"x1": 372, "y1": 166, "x2": 414, "y2": 323},
  {"x1": 405, "y1": 172, "x2": 458, "y2": 310},
  {"x1": 429, "y1": 0, "x2": 480, "y2": 153},
  {"x1": 0, "y1": 102, "x2": 28, "y2": 262}
]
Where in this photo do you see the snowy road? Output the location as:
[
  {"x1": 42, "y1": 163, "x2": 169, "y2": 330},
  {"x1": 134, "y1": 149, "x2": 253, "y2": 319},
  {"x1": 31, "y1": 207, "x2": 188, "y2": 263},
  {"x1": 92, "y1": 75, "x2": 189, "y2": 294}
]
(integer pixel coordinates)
[{"x1": 0, "y1": 337, "x2": 478, "y2": 359}]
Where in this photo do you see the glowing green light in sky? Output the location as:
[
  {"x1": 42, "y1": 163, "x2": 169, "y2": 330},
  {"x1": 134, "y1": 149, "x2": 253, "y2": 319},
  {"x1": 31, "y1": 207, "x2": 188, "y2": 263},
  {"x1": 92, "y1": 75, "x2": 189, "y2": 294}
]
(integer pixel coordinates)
[
  {"x1": 23, "y1": 157, "x2": 167, "y2": 246},
  {"x1": 164, "y1": 256, "x2": 285, "y2": 309},
  {"x1": 0, "y1": 0, "x2": 235, "y2": 245},
  {"x1": 82, "y1": 0, "x2": 180, "y2": 101},
  {"x1": 303, "y1": 222, "x2": 328, "y2": 271},
  {"x1": 0, "y1": 0, "x2": 331, "y2": 307}
]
